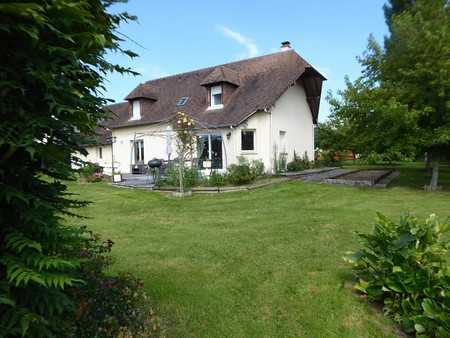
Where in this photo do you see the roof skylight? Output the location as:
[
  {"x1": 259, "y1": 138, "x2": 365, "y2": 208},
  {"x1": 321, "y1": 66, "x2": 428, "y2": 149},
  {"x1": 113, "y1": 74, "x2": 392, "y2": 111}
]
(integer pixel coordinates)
[{"x1": 177, "y1": 97, "x2": 189, "y2": 106}]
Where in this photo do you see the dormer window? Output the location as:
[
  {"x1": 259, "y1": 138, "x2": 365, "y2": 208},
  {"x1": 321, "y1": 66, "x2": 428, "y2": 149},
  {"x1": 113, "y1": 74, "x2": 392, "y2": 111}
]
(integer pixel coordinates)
[
  {"x1": 209, "y1": 85, "x2": 223, "y2": 109},
  {"x1": 201, "y1": 66, "x2": 239, "y2": 110},
  {"x1": 131, "y1": 100, "x2": 141, "y2": 120}
]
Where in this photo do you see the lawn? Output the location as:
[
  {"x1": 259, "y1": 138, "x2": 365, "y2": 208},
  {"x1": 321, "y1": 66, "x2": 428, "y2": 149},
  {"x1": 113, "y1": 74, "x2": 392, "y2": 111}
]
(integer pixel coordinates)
[{"x1": 67, "y1": 163, "x2": 450, "y2": 337}]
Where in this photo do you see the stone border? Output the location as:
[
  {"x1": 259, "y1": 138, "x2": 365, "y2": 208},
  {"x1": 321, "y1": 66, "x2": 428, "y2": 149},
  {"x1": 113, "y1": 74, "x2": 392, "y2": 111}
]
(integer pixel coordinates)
[{"x1": 151, "y1": 177, "x2": 292, "y2": 194}]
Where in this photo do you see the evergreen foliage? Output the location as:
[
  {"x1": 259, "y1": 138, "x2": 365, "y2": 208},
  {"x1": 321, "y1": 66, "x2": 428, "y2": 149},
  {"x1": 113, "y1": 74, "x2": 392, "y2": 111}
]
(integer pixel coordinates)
[{"x1": 0, "y1": 1, "x2": 137, "y2": 336}]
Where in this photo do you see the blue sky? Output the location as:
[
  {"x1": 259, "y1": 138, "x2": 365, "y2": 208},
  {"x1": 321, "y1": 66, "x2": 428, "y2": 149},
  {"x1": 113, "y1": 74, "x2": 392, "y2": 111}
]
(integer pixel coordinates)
[{"x1": 104, "y1": 0, "x2": 389, "y2": 122}]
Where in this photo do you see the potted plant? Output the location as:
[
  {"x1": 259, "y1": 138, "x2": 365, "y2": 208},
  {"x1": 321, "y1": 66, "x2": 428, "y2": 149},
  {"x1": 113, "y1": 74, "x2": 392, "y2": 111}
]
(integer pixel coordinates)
[
  {"x1": 203, "y1": 158, "x2": 212, "y2": 169},
  {"x1": 112, "y1": 171, "x2": 122, "y2": 182}
]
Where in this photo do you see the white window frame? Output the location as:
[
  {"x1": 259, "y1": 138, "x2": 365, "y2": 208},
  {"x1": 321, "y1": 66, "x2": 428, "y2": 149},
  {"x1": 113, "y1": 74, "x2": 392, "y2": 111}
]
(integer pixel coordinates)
[
  {"x1": 133, "y1": 139, "x2": 144, "y2": 162},
  {"x1": 130, "y1": 100, "x2": 141, "y2": 120},
  {"x1": 241, "y1": 129, "x2": 256, "y2": 152},
  {"x1": 208, "y1": 85, "x2": 223, "y2": 109},
  {"x1": 279, "y1": 131, "x2": 286, "y2": 153}
]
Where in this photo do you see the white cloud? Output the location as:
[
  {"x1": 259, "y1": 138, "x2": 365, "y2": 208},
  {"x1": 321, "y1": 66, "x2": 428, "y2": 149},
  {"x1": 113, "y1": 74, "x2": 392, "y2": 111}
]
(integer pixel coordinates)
[{"x1": 217, "y1": 25, "x2": 260, "y2": 58}]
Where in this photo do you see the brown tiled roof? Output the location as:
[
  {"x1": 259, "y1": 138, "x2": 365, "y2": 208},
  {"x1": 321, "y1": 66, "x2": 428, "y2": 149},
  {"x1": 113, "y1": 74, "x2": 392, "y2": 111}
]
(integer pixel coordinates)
[
  {"x1": 200, "y1": 66, "x2": 240, "y2": 87},
  {"x1": 124, "y1": 83, "x2": 160, "y2": 100},
  {"x1": 106, "y1": 50, "x2": 325, "y2": 129}
]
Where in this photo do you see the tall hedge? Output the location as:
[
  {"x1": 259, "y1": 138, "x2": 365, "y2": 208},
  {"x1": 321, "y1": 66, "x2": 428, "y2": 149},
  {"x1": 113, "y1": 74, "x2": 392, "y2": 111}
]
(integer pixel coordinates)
[{"x1": 0, "y1": 1, "x2": 137, "y2": 336}]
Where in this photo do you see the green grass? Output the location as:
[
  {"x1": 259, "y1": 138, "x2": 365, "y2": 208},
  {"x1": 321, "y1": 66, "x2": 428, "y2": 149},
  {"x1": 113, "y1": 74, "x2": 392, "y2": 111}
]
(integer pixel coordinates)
[{"x1": 67, "y1": 163, "x2": 450, "y2": 337}]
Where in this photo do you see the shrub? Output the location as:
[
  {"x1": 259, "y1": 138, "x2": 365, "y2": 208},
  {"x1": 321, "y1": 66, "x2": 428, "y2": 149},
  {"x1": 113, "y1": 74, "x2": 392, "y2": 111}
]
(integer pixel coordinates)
[
  {"x1": 226, "y1": 156, "x2": 265, "y2": 185},
  {"x1": 343, "y1": 213, "x2": 450, "y2": 337},
  {"x1": 70, "y1": 230, "x2": 161, "y2": 337},
  {"x1": 316, "y1": 149, "x2": 342, "y2": 167},
  {"x1": 359, "y1": 152, "x2": 382, "y2": 165},
  {"x1": 272, "y1": 146, "x2": 286, "y2": 173},
  {"x1": 205, "y1": 171, "x2": 226, "y2": 187},
  {"x1": 79, "y1": 162, "x2": 104, "y2": 183},
  {"x1": 164, "y1": 163, "x2": 199, "y2": 189},
  {"x1": 251, "y1": 159, "x2": 266, "y2": 178},
  {"x1": 227, "y1": 163, "x2": 255, "y2": 185},
  {"x1": 183, "y1": 165, "x2": 200, "y2": 189},
  {"x1": 287, "y1": 151, "x2": 313, "y2": 172}
]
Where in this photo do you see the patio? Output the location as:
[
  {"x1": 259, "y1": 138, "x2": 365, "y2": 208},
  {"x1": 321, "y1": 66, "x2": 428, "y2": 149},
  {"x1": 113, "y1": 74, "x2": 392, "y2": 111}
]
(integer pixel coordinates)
[{"x1": 110, "y1": 168, "x2": 401, "y2": 191}]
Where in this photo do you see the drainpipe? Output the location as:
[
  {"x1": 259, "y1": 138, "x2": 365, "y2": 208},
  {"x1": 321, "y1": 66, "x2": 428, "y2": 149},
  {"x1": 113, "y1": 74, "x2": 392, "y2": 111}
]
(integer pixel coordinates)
[
  {"x1": 312, "y1": 123, "x2": 316, "y2": 160},
  {"x1": 267, "y1": 109, "x2": 273, "y2": 172}
]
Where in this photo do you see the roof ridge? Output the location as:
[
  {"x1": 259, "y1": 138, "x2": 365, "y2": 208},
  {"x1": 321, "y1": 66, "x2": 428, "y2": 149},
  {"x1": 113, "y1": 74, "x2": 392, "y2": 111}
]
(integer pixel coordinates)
[{"x1": 143, "y1": 50, "x2": 304, "y2": 84}]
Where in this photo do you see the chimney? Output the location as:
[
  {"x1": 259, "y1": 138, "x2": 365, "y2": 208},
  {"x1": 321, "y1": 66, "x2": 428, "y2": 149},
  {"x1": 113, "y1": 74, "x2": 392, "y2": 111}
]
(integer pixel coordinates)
[{"x1": 280, "y1": 41, "x2": 291, "y2": 51}]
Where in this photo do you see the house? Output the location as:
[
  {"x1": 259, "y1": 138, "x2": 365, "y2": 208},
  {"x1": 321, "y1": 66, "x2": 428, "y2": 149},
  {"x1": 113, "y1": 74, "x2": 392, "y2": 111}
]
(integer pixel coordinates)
[{"x1": 81, "y1": 42, "x2": 325, "y2": 175}]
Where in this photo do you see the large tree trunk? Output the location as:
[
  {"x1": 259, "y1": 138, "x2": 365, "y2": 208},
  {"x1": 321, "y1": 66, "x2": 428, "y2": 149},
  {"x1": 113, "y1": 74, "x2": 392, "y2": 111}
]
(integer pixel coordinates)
[
  {"x1": 425, "y1": 152, "x2": 431, "y2": 177},
  {"x1": 425, "y1": 151, "x2": 440, "y2": 191}
]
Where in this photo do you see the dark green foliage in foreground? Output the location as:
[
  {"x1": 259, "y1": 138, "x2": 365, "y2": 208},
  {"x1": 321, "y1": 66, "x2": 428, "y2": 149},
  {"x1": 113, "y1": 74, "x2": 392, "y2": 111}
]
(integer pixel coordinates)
[
  {"x1": 344, "y1": 213, "x2": 450, "y2": 336},
  {"x1": 71, "y1": 230, "x2": 161, "y2": 337},
  {"x1": 0, "y1": 1, "x2": 137, "y2": 336}
]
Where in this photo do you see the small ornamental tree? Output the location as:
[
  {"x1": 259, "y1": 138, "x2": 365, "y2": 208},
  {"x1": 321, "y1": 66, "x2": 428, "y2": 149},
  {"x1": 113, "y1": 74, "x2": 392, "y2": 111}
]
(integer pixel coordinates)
[{"x1": 173, "y1": 112, "x2": 197, "y2": 193}]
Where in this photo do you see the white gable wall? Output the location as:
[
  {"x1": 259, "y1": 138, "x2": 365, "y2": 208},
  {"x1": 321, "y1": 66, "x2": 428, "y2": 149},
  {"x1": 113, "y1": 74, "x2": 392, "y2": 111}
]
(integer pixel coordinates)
[
  {"x1": 229, "y1": 81, "x2": 315, "y2": 172},
  {"x1": 270, "y1": 82, "x2": 314, "y2": 165}
]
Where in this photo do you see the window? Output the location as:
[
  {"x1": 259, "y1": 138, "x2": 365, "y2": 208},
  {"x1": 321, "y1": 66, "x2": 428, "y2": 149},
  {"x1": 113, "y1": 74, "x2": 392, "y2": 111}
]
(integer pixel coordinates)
[
  {"x1": 241, "y1": 130, "x2": 255, "y2": 151},
  {"x1": 98, "y1": 147, "x2": 103, "y2": 160},
  {"x1": 279, "y1": 131, "x2": 286, "y2": 152},
  {"x1": 198, "y1": 134, "x2": 223, "y2": 169},
  {"x1": 177, "y1": 97, "x2": 189, "y2": 106},
  {"x1": 134, "y1": 140, "x2": 144, "y2": 162},
  {"x1": 131, "y1": 100, "x2": 141, "y2": 120},
  {"x1": 209, "y1": 85, "x2": 223, "y2": 109}
]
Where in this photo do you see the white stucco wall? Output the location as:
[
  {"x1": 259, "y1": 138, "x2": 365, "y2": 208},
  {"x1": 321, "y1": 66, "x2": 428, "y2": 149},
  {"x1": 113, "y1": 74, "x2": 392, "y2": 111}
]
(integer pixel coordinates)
[
  {"x1": 228, "y1": 112, "x2": 271, "y2": 170},
  {"x1": 227, "y1": 81, "x2": 314, "y2": 172},
  {"x1": 74, "y1": 146, "x2": 113, "y2": 173},
  {"x1": 270, "y1": 82, "x2": 314, "y2": 164},
  {"x1": 112, "y1": 124, "x2": 170, "y2": 174},
  {"x1": 80, "y1": 123, "x2": 172, "y2": 174}
]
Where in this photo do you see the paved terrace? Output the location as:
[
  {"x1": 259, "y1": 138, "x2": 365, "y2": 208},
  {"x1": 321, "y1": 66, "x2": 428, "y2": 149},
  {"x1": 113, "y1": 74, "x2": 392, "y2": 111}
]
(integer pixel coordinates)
[{"x1": 111, "y1": 168, "x2": 400, "y2": 191}]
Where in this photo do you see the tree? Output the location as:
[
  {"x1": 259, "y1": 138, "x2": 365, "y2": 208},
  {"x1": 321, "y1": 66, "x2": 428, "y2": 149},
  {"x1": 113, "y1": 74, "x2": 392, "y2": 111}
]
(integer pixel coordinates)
[
  {"x1": 383, "y1": 0, "x2": 415, "y2": 33},
  {"x1": 173, "y1": 112, "x2": 197, "y2": 194},
  {"x1": 0, "y1": 1, "x2": 137, "y2": 336},
  {"x1": 326, "y1": 71, "x2": 417, "y2": 164},
  {"x1": 380, "y1": 0, "x2": 450, "y2": 189},
  {"x1": 326, "y1": 0, "x2": 449, "y2": 189}
]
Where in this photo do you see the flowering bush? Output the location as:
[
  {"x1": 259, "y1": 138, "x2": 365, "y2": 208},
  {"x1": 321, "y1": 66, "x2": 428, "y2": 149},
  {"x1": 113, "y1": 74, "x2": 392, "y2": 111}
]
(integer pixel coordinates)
[
  {"x1": 174, "y1": 111, "x2": 196, "y2": 150},
  {"x1": 79, "y1": 162, "x2": 104, "y2": 183},
  {"x1": 69, "y1": 229, "x2": 162, "y2": 337},
  {"x1": 92, "y1": 171, "x2": 104, "y2": 182}
]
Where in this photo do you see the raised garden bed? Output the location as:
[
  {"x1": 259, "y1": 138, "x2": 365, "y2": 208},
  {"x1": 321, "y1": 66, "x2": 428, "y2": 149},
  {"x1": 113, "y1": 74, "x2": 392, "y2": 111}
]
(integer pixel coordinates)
[{"x1": 325, "y1": 169, "x2": 395, "y2": 187}]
